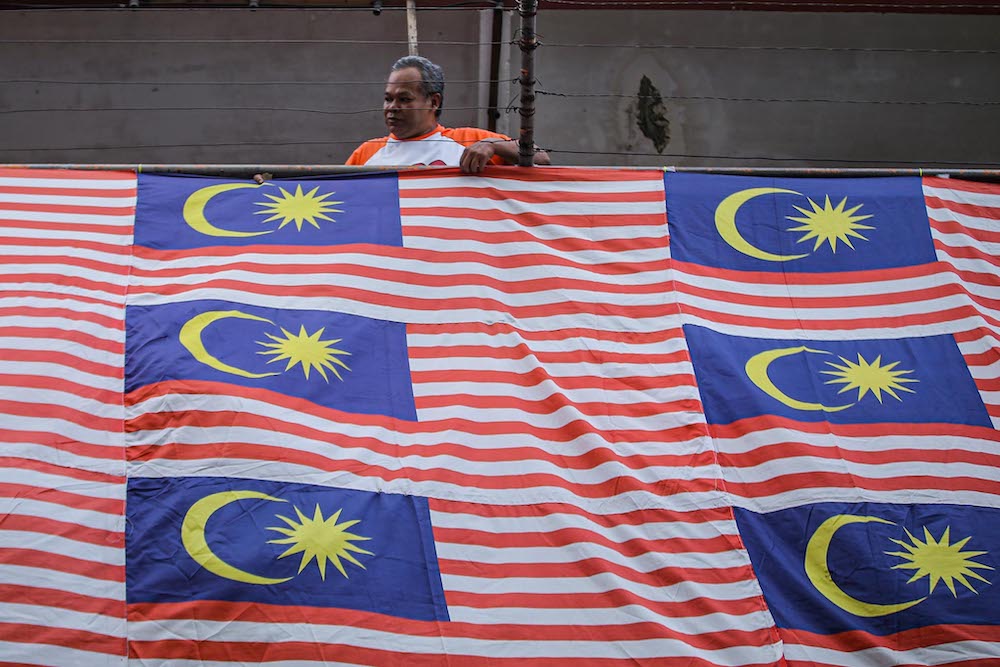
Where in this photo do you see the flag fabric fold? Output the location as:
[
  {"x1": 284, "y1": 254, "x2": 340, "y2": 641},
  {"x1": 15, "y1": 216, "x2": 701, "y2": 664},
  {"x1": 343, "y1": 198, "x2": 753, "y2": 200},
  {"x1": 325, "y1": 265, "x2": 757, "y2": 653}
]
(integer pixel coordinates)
[{"x1": 1, "y1": 165, "x2": 999, "y2": 665}]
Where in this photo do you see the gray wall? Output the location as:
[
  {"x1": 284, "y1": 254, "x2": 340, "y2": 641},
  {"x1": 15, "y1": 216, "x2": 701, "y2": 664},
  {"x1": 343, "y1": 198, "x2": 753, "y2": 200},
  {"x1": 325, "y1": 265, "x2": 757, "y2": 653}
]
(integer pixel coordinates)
[{"x1": 1, "y1": 7, "x2": 998, "y2": 168}]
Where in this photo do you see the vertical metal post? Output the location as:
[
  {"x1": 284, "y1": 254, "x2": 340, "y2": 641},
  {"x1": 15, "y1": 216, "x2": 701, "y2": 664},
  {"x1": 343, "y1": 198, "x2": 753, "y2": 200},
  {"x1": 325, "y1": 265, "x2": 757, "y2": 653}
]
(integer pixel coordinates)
[
  {"x1": 406, "y1": 0, "x2": 419, "y2": 56},
  {"x1": 516, "y1": 0, "x2": 537, "y2": 167}
]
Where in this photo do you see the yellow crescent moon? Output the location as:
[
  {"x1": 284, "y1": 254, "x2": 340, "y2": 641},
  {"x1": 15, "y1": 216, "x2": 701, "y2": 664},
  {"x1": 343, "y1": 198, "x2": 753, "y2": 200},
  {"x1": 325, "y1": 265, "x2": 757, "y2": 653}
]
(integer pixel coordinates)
[
  {"x1": 745, "y1": 346, "x2": 853, "y2": 412},
  {"x1": 805, "y1": 514, "x2": 926, "y2": 617},
  {"x1": 179, "y1": 310, "x2": 281, "y2": 379},
  {"x1": 181, "y1": 490, "x2": 293, "y2": 585},
  {"x1": 183, "y1": 182, "x2": 273, "y2": 238},
  {"x1": 715, "y1": 187, "x2": 809, "y2": 261}
]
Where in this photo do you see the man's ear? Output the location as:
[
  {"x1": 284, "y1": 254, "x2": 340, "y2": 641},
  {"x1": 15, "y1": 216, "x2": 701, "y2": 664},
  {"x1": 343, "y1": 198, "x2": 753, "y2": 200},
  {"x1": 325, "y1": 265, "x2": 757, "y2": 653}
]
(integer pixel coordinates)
[{"x1": 430, "y1": 93, "x2": 442, "y2": 111}]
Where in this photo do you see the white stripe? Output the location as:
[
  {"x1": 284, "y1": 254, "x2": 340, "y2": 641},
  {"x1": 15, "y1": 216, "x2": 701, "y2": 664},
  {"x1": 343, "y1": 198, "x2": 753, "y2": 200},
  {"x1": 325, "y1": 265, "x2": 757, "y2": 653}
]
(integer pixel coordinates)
[
  {"x1": 783, "y1": 639, "x2": 1000, "y2": 667},
  {"x1": 126, "y1": 423, "x2": 714, "y2": 488},
  {"x1": 0, "y1": 469, "x2": 123, "y2": 500},
  {"x1": 930, "y1": 225, "x2": 1000, "y2": 254},
  {"x1": 0, "y1": 382, "x2": 123, "y2": 412},
  {"x1": 956, "y1": 333, "x2": 1000, "y2": 356},
  {"x1": 402, "y1": 197, "x2": 665, "y2": 217},
  {"x1": 0, "y1": 441, "x2": 122, "y2": 477},
  {"x1": 0, "y1": 602, "x2": 124, "y2": 638},
  {"x1": 0, "y1": 496, "x2": 122, "y2": 532},
  {"x1": 448, "y1": 606, "x2": 777, "y2": 635},
  {"x1": 124, "y1": 288, "x2": 682, "y2": 332},
  {"x1": 673, "y1": 267, "x2": 947, "y2": 299},
  {"x1": 0, "y1": 411, "x2": 124, "y2": 449},
  {"x1": 429, "y1": 510, "x2": 738, "y2": 541},
  {"x1": 414, "y1": 405, "x2": 706, "y2": 431},
  {"x1": 0, "y1": 362, "x2": 122, "y2": 392},
  {"x1": 127, "y1": 618, "x2": 778, "y2": 664},
  {"x1": 131, "y1": 252, "x2": 672, "y2": 288},
  {"x1": 409, "y1": 356, "x2": 693, "y2": 379},
  {"x1": 0, "y1": 337, "x2": 121, "y2": 369},
  {"x1": 716, "y1": 429, "x2": 1000, "y2": 456},
  {"x1": 128, "y1": 458, "x2": 730, "y2": 514},
  {"x1": 0, "y1": 193, "x2": 136, "y2": 207},
  {"x1": 0, "y1": 175, "x2": 135, "y2": 190},
  {"x1": 678, "y1": 290, "x2": 986, "y2": 322},
  {"x1": 0, "y1": 641, "x2": 124, "y2": 667},
  {"x1": 399, "y1": 176, "x2": 664, "y2": 194},
  {"x1": 404, "y1": 214, "x2": 666, "y2": 240},
  {"x1": 0, "y1": 244, "x2": 131, "y2": 265},
  {"x1": 402, "y1": 236, "x2": 669, "y2": 264},
  {"x1": 411, "y1": 380, "x2": 696, "y2": 406},
  {"x1": 924, "y1": 182, "x2": 1000, "y2": 209},
  {"x1": 0, "y1": 209, "x2": 134, "y2": 227},
  {"x1": 408, "y1": 330, "x2": 688, "y2": 355},
  {"x1": 126, "y1": 391, "x2": 697, "y2": 453},
  {"x1": 437, "y1": 541, "x2": 748, "y2": 572},
  {"x1": 441, "y1": 574, "x2": 753, "y2": 603},
  {"x1": 0, "y1": 297, "x2": 126, "y2": 322},
  {"x1": 0, "y1": 564, "x2": 124, "y2": 600},
  {"x1": 0, "y1": 282, "x2": 127, "y2": 303},
  {"x1": 127, "y1": 269, "x2": 671, "y2": 308},
  {"x1": 0, "y1": 262, "x2": 129, "y2": 284},
  {"x1": 0, "y1": 531, "x2": 123, "y2": 566},
  {"x1": 722, "y1": 457, "x2": 1000, "y2": 484},
  {"x1": 727, "y1": 488, "x2": 1000, "y2": 513},
  {"x1": 679, "y1": 312, "x2": 990, "y2": 341},
  {"x1": 933, "y1": 252, "x2": 1000, "y2": 278}
]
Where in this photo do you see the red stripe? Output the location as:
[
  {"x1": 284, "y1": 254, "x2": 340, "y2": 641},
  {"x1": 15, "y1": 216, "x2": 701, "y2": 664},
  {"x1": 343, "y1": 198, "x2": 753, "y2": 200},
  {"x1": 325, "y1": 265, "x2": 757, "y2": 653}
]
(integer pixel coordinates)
[
  {"x1": 719, "y1": 440, "x2": 1000, "y2": 469},
  {"x1": 929, "y1": 210, "x2": 1000, "y2": 242},
  {"x1": 0, "y1": 272, "x2": 128, "y2": 295},
  {"x1": 0, "y1": 482, "x2": 123, "y2": 515},
  {"x1": 0, "y1": 185, "x2": 135, "y2": 199},
  {"x1": 0, "y1": 201, "x2": 134, "y2": 217},
  {"x1": 430, "y1": 497, "x2": 735, "y2": 526},
  {"x1": 0, "y1": 252, "x2": 132, "y2": 276},
  {"x1": 132, "y1": 258, "x2": 671, "y2": 296},
  {"x1": 128, "y1": 278, "x2": 678, "y2": 319},
  {"x1": 127, "y1": 380, "x2": 710, "y2": 444},
  {"x1": 435, "y1": 525, "x2": 739, "y2": 558},
  {"x1": 0, "y1": 352, "x2": 122, "y2": 381},
  {"x1": 0, "y1": 236, "x2": 132, "y2": 256},
  {"x1": 781, "y1": 623, "x2": 1000, "y2": 652},
  {"x1": 0, "y1": 398, "x2": 121, "y2": 433},
  {"x1": 725, "y1": 470, "x2": 1000, "y2": 497},
  {"x1": 415, "y1": 393, "x2": 702, "y2": 418},
  {"x1": 0, "y1": 218, "x2": 131, "y2": 236},
  {"x1": 0, "y1": 427, "x2": 124, "y2": 461},
  {"x1": 400, "y1": 167, "x2": 663, "y2": 183},
  {"x1": 401, "y1": 186, "x2": 665, "y2": 205},
  {"x1": 0, "y1": 548, "x2": 123, "y2": 582},
  {"x1": 403, "y1": 220, "x2": 665, "y2": 248},
  {"x1": 411, "y1": 369, "x2": 696, "y2": 393},
  {"x1": 0, "y1": 623, "x2": 124, "y2": 655},
  {"x1": 128, "y1": 441, "x2": 718, "y2": 499},
  {"x1": 924, "y1": 176, "x2": 1000, "y2": 196},
  {"x1": 0, "y1": 302, "x2": 125, "y2": 325},
  {"x1": 934, "y1": 239, "x2": 1000, "y2": 268},
  {"x1": 0, "y1": 457, "x2": 122, "y2": 485},
  {"x1": 408, "y1": 320, "x2": 686, "y2": 345},
  {"x1": 0, "y1": 584, "x2": 123, "y2": 616},
  {"x1": 708, "y1": 415, "x2": 1000, "y2": 442},
  {"x1": 0, "y1": 326, "x2": 122, "y2": 355},
  {"x1": 440, "y1": 558, "x2": 755, "y2": 589},
  {"x1": 0, "y1": 168, "x2": 134, "y2": 181},
  {"x1": 129, "y1": 598, "x2": 772, "y2": 647},
  {"x1": 672, "y1": 258, "x2": 940, "y2": 286},
  {"x1": 409, "y1": 343, "x2": 689, "y2": 365},
  {"x1": 127, "y1": 638, "x2": 775, "y2": 666},
  {"x1": 0, "y1": 514, "x2": 122, "y2": 548}
]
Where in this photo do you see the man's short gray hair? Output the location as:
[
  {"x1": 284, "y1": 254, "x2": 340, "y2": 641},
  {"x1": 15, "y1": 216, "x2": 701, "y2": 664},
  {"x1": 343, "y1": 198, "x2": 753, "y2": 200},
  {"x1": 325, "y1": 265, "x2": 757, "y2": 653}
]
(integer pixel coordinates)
[{"x1": 391, "y1": 55, "x2": 444, "y2": 118}]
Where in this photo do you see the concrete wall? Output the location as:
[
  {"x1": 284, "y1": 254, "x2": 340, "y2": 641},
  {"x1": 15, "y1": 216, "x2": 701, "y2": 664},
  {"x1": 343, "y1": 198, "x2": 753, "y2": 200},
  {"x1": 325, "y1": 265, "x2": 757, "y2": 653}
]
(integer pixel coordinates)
[{"x1": 0, "y1": 7, "x2": 997, "y2": 168}]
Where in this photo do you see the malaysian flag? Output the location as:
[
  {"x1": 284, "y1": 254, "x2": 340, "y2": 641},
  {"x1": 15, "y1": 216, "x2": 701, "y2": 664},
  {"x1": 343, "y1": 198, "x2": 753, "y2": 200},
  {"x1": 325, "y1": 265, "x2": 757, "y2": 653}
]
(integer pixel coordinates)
[
  {"x1": 1, "y1": 165, "x2": 998, "y2": 665},
  {"x1": 666, "y1": 172, "x2": 1000, "y2": 665}
]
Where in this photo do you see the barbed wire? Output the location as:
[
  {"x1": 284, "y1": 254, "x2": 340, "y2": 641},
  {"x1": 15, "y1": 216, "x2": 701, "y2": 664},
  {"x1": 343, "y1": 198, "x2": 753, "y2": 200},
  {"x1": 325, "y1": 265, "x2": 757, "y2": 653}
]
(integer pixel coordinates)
[{"x1": 536, "y1": 90, "x2": 1000, "y2": 106}]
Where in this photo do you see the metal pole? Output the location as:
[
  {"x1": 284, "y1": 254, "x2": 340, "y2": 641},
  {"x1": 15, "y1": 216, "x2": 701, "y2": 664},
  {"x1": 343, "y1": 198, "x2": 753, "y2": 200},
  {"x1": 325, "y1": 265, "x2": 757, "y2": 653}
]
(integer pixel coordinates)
[
  {"x1": 406, "y1": 0, "x2": 419, "y2": 56},
  {"x1": 516, "y1": 0, "x2": 538, "y2": 167}
]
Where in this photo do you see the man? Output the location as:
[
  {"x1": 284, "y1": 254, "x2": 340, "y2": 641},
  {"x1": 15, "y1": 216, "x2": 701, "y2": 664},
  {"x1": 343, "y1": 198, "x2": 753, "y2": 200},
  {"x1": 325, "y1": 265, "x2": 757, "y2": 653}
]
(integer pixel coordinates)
[{"x1": 347, "y1": 55, "x2": 549, "y2": 173}]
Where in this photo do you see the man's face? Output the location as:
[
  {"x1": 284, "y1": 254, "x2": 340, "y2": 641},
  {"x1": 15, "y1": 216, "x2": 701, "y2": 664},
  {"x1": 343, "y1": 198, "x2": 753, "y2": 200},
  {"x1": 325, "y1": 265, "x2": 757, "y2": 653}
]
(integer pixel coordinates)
[{"x1": 383, "y1": 67, "x2": 440, "y2": 139}]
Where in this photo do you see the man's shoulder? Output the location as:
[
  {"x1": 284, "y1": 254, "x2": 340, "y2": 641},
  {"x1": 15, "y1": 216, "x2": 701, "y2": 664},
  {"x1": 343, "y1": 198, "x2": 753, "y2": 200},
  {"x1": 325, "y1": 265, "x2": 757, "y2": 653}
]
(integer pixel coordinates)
[
  {"x1": 440, "y1": 126, "x2": 511, "y2": 145},
  {"x1": 346, "y1": 136, "x2": 392, "y2": 166}
]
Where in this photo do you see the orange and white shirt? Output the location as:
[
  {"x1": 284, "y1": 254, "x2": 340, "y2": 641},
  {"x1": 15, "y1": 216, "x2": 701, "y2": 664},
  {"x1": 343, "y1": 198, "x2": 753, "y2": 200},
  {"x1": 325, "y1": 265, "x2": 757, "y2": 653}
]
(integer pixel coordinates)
[{"x1": 346, "y1": 125, "x2": 511, "y2": 167}]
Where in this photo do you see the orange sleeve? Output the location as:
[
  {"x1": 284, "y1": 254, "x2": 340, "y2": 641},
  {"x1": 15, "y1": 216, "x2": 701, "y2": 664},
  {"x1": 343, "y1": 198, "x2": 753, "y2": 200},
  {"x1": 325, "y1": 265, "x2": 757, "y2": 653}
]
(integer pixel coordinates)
[
  {"x1": 441, "y1": 127, "x2": 513, "y2": 165},
  {"x1": 346, "y1": 137, "x2": 389, "y2": 166}
]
